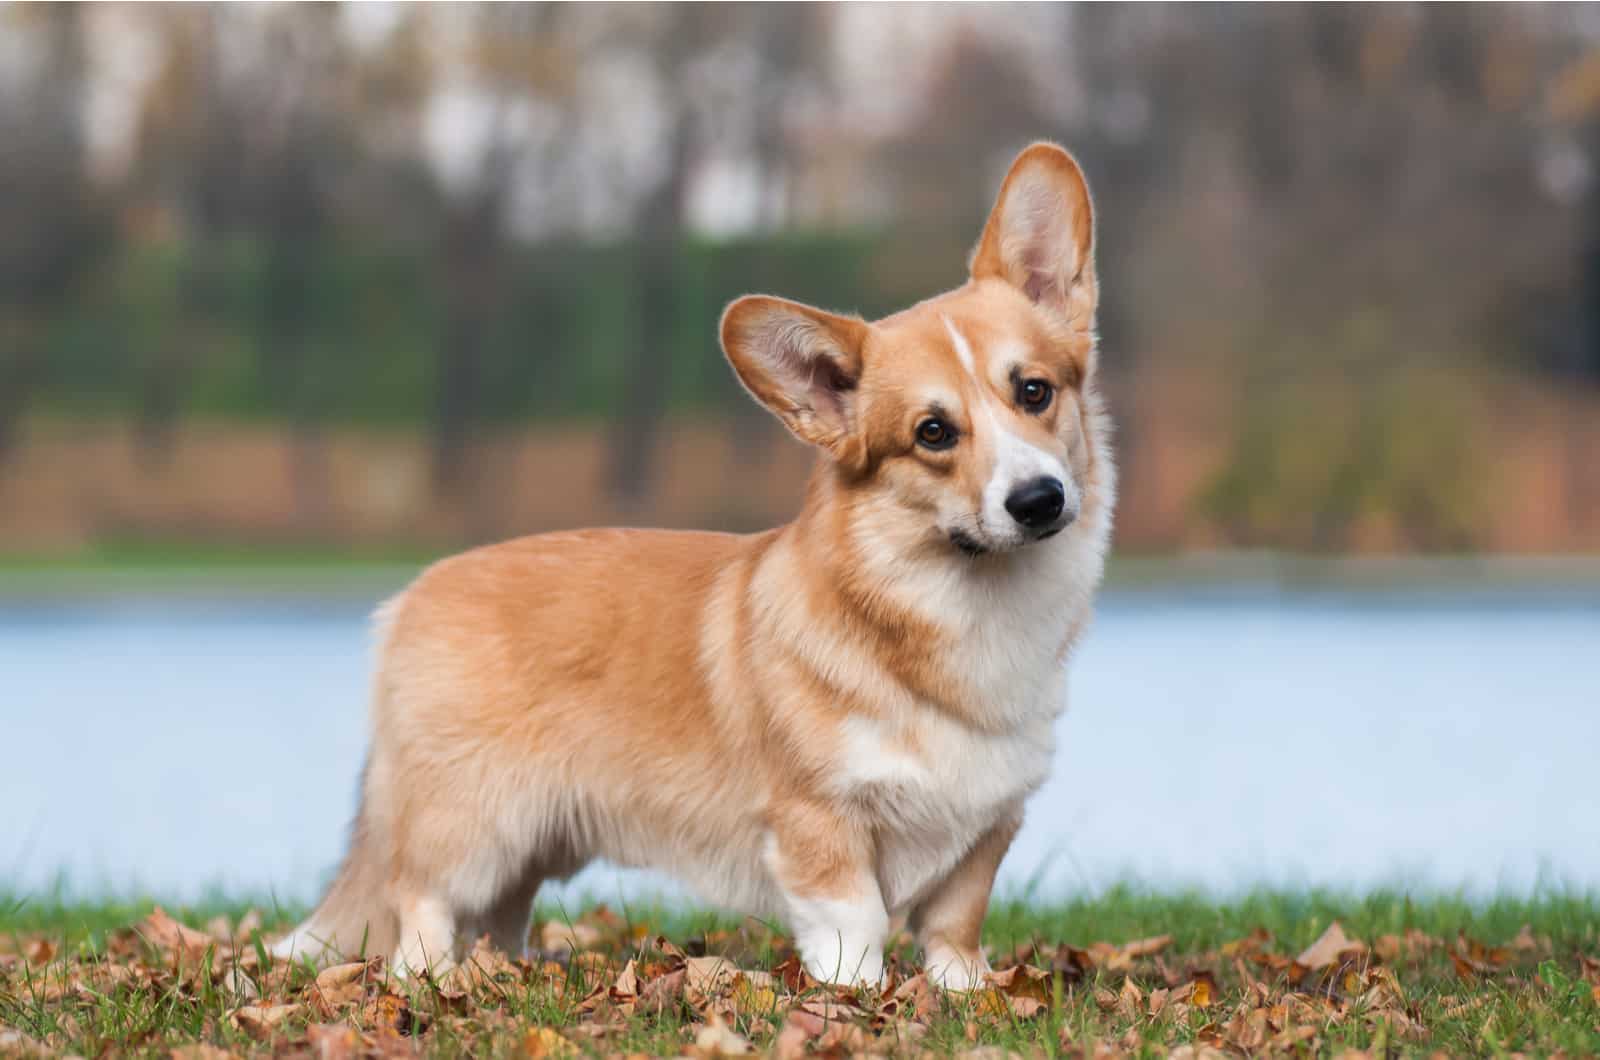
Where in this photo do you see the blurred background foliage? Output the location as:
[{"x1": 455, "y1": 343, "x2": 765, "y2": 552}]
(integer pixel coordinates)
[{"x1": 2, "y1": 2, "x2": 1598, "y2": 556}]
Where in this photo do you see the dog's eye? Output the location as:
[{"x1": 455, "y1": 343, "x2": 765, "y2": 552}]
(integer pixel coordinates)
[
  {"x1": 1019, "y1": 378, "x2": 1054, "y2": 413},
  {"x1": 916, "y1": 417, "x2": 956, "y2": 450}
]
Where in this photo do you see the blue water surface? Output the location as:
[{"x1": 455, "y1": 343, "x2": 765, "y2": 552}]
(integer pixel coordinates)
[{"x1": 3, "y1": 587, "x2": 1596, "y2": 904}]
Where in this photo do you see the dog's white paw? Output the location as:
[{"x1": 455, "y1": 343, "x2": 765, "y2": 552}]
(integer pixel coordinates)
[{"x1": 924, "y1": 942, "x2": 989, "y2": 992}]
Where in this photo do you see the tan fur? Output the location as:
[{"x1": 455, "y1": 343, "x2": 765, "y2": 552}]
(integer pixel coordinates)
[{"x1": 276, "y1": 142, "x2": 1116, "y2": 987}]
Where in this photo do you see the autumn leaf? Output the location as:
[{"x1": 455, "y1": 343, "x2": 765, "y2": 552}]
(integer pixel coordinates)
[
  {"x1": 684, "y1": 955, "x2": 739, "y2": 995},
  {"x1": 689, "y1": 1015, "x2": 755, "y2": 1057},
  {"x1": 308, "y1": 959, "x2": 378, "y2": 1016},
  {"x1": 228, "y1": 1002, "x2": 303, "y2": 1040},
  {"x1": 304, "y1": 1023, "x2": 360, "y2": 1060},
  {"x1": 522, "y1": 1027, "x2": 578, "y2": 1058},
  {"x1": 169, "y1": 1045, "x2": 241, "y2": 1060},
  {"x1": 139, "y1": 907, "x2": 229, "y2": 959},
  {"x1": 1297, "y1": 920, "x2": 1365, "y2": 969},
  {"x1": 539, "y1": 920, "x2": 602, "y2": 952}
]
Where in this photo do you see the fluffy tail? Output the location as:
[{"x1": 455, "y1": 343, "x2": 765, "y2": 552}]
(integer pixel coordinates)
[{"x1": 273, "y1": 783, "x2": 398, "y2": 963}]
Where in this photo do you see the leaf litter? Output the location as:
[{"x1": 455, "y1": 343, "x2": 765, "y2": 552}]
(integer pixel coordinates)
[{"x1": 0, "y1": 904, "x2": 1595, "y2": 1057}]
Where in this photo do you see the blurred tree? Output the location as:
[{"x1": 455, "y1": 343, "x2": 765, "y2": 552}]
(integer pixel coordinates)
[
  {"x1": 432, "y1": 4, "x2": 577, "y2": 500},
  {"x1": 127, "y1": 7, "x2": 232, "y2": 468},
  {"x1": 601, "y1": 5, "x2": 721, "y2": 506},
  {"x1": 0, "y1": 4, "x2": 108, "y2": 464}
]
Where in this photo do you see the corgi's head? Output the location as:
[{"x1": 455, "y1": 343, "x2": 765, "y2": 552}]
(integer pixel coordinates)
[{"x1": 722, "y1": 142, "x2": 1101, "y2": 559}]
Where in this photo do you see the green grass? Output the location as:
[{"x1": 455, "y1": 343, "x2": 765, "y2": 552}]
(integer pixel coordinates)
[{"x1": 3, "y1": 887, "x2": 1596, "y2": 1057}]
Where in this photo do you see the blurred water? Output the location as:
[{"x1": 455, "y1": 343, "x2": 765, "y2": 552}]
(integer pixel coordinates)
[{"x1": 3, "y1": 589, "x2": 1596, "y2": 905}]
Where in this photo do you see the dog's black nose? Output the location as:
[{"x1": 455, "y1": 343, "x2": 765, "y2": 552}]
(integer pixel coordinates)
[{"x1": 1005, "y1": 476, "x2": 1066, "y2": 529}]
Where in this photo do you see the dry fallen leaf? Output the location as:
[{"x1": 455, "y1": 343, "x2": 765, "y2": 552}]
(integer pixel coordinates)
[
  {"x1": 522, "y1": 1026, "x2": 578, "y2": 1058},
  {"x1": 684, "y1": 955, "x2": 738, "y2": 995},
  {"x1": 984, "y1": 962, "x2": 1053, "y2": 1016},
  {"x1": 1298, "y1": 921, "x2": 1364, "y2": 970},
  {"x1": 305, "y1": 1023, "x2": 361, "y2": 1060},
  {"x1": 169, "y1": 1045, "x2": 242, "y2": 1060},
  {"x1": 140, "y1": 908, "x2": 229, "y2": 959},
  {"x1": 540, "y1": 920, "x2": 602, "y2": 952},
  {"x1": 309, "y1": 959, "x2": 377, "y2": 1015},
  {"x1": 690, "y1": 1015, "x2": 754, "y2": 1057},
  {"x1": 228, "y1": 1002, "x2": 303, "y2": 1040},
  {"x1": 359, "y1": 992, "x2": 424, "y2": 1036},
  {"x1": 638, "y1": 967, "x2": 687, "y2": 1016}
]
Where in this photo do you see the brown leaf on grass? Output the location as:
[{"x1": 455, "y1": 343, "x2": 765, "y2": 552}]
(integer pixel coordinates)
[
  {"x1": 446, "y1": 936, "x2": 522, "y2": 992},
  {"x1": 1189, "y1": 970, "x2": 1217, "y2": 1009},
  {"x1": 539, "y1": 920, "x2": 602, "y2": 953},
  {"x1": 893, "y1": 972, "x2": 941, "y2": 1018},
  {"x1": 228, "y1": 1002, "x2": 304, "y2": 1040},
  {"x1": 689, "y1": 1015, "x2": 754, "y2": 1057},
  {"x1": 0, "y1": 1027, "x2": 49, "y2": 1058},
  {"x1": 1167, "y1": 1046, "x2": 1232, "y2": 1060},
  {"x1": 305, "y1": 1023, "x2": 361, "y2": 1060},
  {"x1": 612, "y1": 957, "x2": 640, "y2": 998},
  {"x1": 771, "y1": 1018, "x2": 811, "y2": 1060},
  {"x1": 684, "y1": 955, "x2": 738, "y2": 995},
  {"x1": 1297, "y1": 921, "x2": 1365, "y2": 970},
  {"x1": 1456, "y1": 934, "x2": 1512, "y2": 969},
  {"x1": 1121, "y1": 934, "x2": 1175, "y2": 959},
  {"x1": 1223, "y1": 1006, "x2": 1270, "y2": 1051},
  {"x1": 140, "y1": 908, "x2": 229, "y2": 959},
  {"x1": 731, "y1": 971, "x2": 778, "y2": 1017},
  {"x1": 1219, "y1": 927, "x2": 1272, "y2": 958},
  {"x1": 1147, "y1": 986, "x2": 1171, "y2": 1017},
  {"x1": 22, "y1": 939, "x2": 55, "y2": 965},
  {"x1": 309, "y1": 959, "x2": 380, "y2": 1016},
  {"x1": 522, "y1": 1027, "x2": 578, "y2": 1058},
  {"x1": 770, "y1": 953, "x2": 811, "y2": 993},
  {"x1": 1116, "y1": 976, "x2": 1145, "y2": 1020},
  {"x1": 358, "y1": 992, "x2": 426, "y2": 1037},
  {"x1": 987, "y1": 964, "x2": 1052, "y2": 1004},
  {"x1": 169, "y1": 1045, "x2": 242, "y2": 1060},
  {"x1": 779, "y1": 1005, "x2": 873, "y2": 1054},
  {"x1": 1086, "y1": 933, "x2": 1174, "y2": 971},
  {"x1": 638, "y1": 967, "x2": 687, "y2": 1016}
]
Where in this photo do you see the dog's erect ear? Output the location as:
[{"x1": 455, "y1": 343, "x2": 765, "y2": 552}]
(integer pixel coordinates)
[
  {"x1": 721, "y1": 295, "x2": 869, "y2": 465},
  {"x1": 970, "y1": 142, "x2": 1096, "y2": 324}
]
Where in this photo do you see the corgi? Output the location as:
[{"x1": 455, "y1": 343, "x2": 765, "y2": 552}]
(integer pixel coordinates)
[{"x1": 274, "y1": 142, "x2": 1115, "y2": 989}]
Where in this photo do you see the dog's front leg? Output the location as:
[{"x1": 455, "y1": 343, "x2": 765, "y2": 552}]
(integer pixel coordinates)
[
  {"x1": 909, "y1": 808, "x2": 1023, "y2": 991},
  {"x1": 765, "y1": 806, "x2": 888, "y2": 985}
]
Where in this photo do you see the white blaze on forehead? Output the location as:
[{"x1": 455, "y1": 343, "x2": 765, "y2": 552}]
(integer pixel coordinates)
[{"x1": 941, "y1": 314, "x2": 979, "y2": 380}]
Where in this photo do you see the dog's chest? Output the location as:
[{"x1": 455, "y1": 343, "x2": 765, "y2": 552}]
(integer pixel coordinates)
[{"x1": 832, "y1": 706, "x2": 1057, "y2": 912}]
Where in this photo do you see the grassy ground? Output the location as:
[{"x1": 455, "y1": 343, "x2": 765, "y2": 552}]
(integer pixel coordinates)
[{"x1": 2, "y1": 888, "x2": 1596, "y2": 1057}]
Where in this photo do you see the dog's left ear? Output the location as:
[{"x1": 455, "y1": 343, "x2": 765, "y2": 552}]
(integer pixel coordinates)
[{"x1": 970, "y1": 142, "x2": 1096, "y2": 325}]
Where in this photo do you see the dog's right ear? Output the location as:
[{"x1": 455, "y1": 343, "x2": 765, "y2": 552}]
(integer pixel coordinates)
[{"x1": 720, "y1": 295, "x2": 869, "y2": 467}]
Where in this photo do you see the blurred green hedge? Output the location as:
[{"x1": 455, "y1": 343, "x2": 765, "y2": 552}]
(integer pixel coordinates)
[{"x1": 35, "y1": 232, "x2": 905, "y2": 427}]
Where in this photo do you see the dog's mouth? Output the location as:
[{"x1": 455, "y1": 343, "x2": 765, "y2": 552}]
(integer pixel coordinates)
[
  {"x1": 949, "y1": 522, "x2": 1068, "y2": 557},
  {"x1": 948, "y1": 530, "x2": 988, "y2": 557}
]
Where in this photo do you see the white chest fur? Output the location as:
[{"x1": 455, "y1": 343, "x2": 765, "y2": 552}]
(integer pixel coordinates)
[
  {"x1": 833, "y1": 706, "x2": 1057, "y2": 913},
  {"x1": 824, "y1": 518, "x2": 1106, "y2": 914}
]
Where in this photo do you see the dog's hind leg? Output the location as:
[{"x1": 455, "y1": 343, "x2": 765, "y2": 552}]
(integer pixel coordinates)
[{"x1": 471, "y1": 864, "x2": 543, "y2": 958}]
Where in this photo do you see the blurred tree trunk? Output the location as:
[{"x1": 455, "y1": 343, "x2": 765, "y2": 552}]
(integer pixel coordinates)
[
  {"x1": 608, "y1": 111, "x2": 692, "y2": 506},
  {"x1": 0, "y1": 5, "x2": 97, "y2": 468},
  {"x1": 0, "y1": 323, "x2": 40, "y2": 464},
  {"x1": 433, "y1": 140, "x2": 511, "y2": 501}
]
